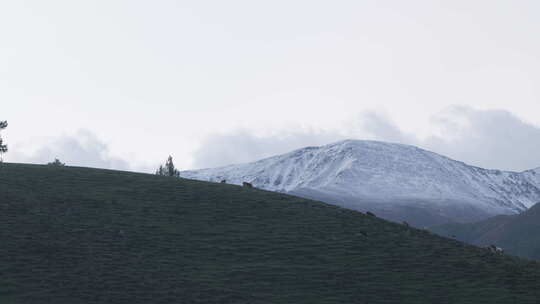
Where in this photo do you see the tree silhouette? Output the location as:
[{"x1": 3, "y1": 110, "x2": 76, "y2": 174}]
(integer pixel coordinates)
[
  {"x1": 47, "y1": 158, "x2": 65, "y2": 167},
  {"x1": 156, "y1": 156, "x2": 180, "y2": 177},
  {"x1": 0, "y1": 121, "x2": 7, "y2": 162}
]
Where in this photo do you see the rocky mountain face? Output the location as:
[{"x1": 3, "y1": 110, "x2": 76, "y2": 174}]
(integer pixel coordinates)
[{"x1": 183, "y1": 140, "x2": 540, "y2": 227}]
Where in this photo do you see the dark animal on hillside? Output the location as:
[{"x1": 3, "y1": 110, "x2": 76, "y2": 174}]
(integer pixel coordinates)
[
  {"x1": 366, "y1": 211, "x2": 376, "y2": 217},
  {"x1": 402, "y1": 221, "x2": 410, "y2": 227},
  {"x1": 243, "y1": 182, "x2": 253, "y2": 188},
  {"x1": 485, "y1": 244, "x2": 504, "y2": 254},
  {"x1": 220, "y1": 179, "x2": 227, "y2": 183},
  {"x1": 357, "y1": 231, "x2": 368, "y2": 237}
]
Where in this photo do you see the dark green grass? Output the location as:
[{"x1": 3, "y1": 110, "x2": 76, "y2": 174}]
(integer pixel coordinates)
[{"x1": 1, "y1": 163, "x2": 540, "y2": 303}]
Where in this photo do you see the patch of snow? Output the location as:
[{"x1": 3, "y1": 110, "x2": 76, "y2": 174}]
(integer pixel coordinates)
[{"x1": 182, "y1": 140, "x2": 540, "y2": 215}]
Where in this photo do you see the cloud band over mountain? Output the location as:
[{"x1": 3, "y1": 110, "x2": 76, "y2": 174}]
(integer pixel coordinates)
[
  {"x1": 6, "y1": 106, "x2": 540, "y2": 172},
  {"x1": 193, "y1": 106, "x2": 540, "y2": 172}
]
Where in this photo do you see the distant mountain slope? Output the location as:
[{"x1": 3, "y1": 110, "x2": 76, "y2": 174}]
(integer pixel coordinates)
[
  {"x1": 432, "y1": 202, "x2": 540, "y2": 260},
  {"x1": 183, "y1": 140, "x2": 540, "y2": 226},
  {"x1": 2, "y1": 163, "x2": 540, "y2": 303}
]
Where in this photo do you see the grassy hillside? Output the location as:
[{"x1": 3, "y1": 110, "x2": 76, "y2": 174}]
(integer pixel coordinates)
[
  {"x1": 1, "y1": 163, "x2": 540, "y2": 303},
  {"x1": 432, "y1": 203, "x2": 540, "y2": 260}
]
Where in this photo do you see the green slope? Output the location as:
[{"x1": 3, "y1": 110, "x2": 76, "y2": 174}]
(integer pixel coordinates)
[
  {"x1": 432, "y1": 203, "x2": 540, "y2": 260},
  {"x1": 1, "y1": 163, "x2": 540, "y2": 304}
]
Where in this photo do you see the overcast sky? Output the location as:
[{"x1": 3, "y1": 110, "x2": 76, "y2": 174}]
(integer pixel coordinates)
[{"x1": 2, "y1": 1, "x2": 540, "y2": 172}]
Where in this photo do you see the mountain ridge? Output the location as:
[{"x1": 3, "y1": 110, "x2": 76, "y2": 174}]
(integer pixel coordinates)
[
  {"x1": 431, "y1": 202, "x2": 540, "y2": 260},
  {"x1": 183, "y1": 140, "x2": 540, "y2": 226}
]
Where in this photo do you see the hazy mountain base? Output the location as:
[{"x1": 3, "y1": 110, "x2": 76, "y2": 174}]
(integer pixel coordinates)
[
  {"x1": 432, "y1": 203, "x2": 540, "y2": 260},
  {"x1": 2, "y1": 163, "x2": 540, "y2": 303},
  {"x1": 292, "y1": 188, "x2": 494, "y2": 227}
]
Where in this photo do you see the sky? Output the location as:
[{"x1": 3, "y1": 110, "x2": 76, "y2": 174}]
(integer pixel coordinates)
[{"x1": 1, "y1": 0, "x2": 540, "y2": 172}]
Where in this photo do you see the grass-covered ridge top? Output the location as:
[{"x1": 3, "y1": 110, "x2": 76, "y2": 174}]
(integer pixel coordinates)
[{"x1": 1, "y1": 163, "x2": 540, "y2": 304}]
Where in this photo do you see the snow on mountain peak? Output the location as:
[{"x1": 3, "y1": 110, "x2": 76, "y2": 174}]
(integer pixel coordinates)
[{"x1": 182, "y1": 140, "x2": 540, "y2": 215}]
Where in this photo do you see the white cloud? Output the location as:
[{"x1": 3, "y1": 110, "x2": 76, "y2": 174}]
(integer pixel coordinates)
[
  {"x1": 192, "y1": 128, "x2": 345, "y2": 169},
  {"x1": 353, "y1": 111, "x2": 419, "y2": 146},
  {"x1": 423, "y1": 106, "x2": 540, "y2": 171},
  {"x1": 9, "y1": 129, "x2": 130, "y2": 170}
]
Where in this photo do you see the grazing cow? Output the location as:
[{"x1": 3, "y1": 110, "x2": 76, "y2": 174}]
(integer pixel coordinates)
[
  {"x1": 243, "y1": 182, "x2": 253, "y2": 188},
  {"x1": 366, "y1": 211, "x2": 376, "y2": 217},
  {"x1": 220, "y1": 179, "x2": 227, "y2": 183}
]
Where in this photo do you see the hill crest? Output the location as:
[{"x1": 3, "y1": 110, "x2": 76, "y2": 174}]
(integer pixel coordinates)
[
  {"x1": 183, "y1": 140, "x2": 540, "y2": 223},
  {"x1": 3, "y1": 163, "x2": 540, "y2": 303}
]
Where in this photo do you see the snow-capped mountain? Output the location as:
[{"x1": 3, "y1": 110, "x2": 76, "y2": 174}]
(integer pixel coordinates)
[{"x1": 182, "y1": 140, "x2": 540, "y2": 226}]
